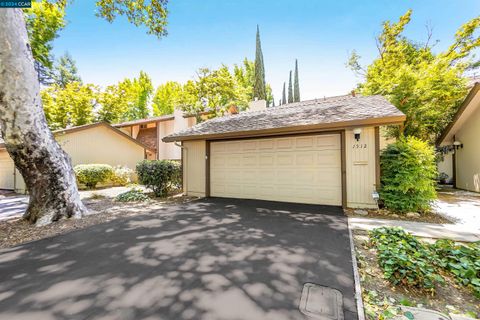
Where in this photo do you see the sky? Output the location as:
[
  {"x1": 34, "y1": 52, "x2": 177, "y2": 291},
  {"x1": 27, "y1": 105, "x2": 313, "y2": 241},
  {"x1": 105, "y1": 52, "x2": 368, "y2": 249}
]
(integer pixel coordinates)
[{"x1": 52, "y1": 0, "x2": 480, "y2": 102}]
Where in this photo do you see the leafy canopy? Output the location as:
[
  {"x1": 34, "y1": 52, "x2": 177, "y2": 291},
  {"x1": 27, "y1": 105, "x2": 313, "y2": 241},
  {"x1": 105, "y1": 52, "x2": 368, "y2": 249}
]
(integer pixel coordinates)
[
  {"x1": 24, "y1": 0, "x2": 67, "y2": 84},
  {"x1": 348, "y1": 10, "x2": 480, "y2": 142}
]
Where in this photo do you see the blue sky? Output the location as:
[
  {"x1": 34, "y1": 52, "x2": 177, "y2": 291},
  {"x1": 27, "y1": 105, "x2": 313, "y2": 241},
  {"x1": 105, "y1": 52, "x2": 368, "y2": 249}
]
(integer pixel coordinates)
[{"x1": 52, "y1": 0, "x2": 480, "y2": 101}]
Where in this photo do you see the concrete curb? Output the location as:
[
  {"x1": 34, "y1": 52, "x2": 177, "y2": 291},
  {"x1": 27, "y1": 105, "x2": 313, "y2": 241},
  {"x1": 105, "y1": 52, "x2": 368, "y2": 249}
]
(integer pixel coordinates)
[{"x1": 348, "y1": 222, "x2": 365, "y2": 320}]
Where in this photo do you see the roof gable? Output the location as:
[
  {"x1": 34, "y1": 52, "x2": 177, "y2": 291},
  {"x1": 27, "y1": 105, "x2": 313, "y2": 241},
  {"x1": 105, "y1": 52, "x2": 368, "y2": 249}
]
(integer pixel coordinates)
[
  {"x1": 437, "y1": 83, "x2": 480, "y2": 145},
  {"x1": 1, "y1": 122, "x2": 154, "y2": 152}
]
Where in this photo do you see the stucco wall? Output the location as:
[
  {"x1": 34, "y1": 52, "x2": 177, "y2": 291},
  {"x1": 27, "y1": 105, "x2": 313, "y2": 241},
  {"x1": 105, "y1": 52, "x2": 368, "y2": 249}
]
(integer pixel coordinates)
[
  {"x1": 345, "y1": 127, "x2": 377, "y2": 208},
  {"x1": 182, "y1": 140, "x2": 206, "y2": 197},
  {"x1": 437, "y1": 150, "x2": 453, "y2": 184},
  {"x1": 0, "y1": 125, "x2": 147, "y2": 193},
  {"x1": 455, "y1": 104, "x2": 480, "y2": 192},
  {"x1": 56, "y1": 125, "x2": 145, "y2": 168}
]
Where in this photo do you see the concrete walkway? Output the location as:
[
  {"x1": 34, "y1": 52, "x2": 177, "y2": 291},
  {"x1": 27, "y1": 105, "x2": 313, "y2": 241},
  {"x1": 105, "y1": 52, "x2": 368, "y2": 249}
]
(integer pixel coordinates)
[{"x1": 349, "y1": 217, "x2": 480, "y2": 242}]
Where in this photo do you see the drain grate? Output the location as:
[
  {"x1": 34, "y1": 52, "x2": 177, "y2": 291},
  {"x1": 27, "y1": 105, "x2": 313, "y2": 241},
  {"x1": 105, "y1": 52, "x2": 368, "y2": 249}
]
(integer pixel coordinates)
[{"x1": 299, "y1": 283, "x2": 344, "y2": 320}]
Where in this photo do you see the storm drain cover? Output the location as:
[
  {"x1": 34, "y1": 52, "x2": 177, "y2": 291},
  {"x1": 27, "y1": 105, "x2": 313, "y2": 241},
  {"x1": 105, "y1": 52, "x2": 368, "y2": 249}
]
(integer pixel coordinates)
[{"x1": 299, "y1": 283, "x2": 344, "y2": 320}]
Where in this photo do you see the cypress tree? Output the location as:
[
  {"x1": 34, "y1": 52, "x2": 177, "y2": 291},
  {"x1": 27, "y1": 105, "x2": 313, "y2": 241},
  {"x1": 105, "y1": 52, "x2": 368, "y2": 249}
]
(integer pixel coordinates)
[
  {"x1": 287, "y1": 70, "x2": 293, "y2": 103},
  {"x1": 253, "y1": 25, "x2": 266, "y2": 100},
  {"x1": 281, "y1": 82, "x2": 286, "y2": 105},
  {"x1": 294, "y1": 59, "x2": 300, "y2": 102},
  {"x1": 272, "y1": 98, "x2": 275, "y2": 107}
]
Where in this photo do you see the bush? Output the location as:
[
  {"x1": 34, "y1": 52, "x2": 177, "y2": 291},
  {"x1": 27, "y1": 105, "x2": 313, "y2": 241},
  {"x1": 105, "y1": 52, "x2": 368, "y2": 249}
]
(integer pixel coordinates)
[
  {"x1": 136, "y1": 160, "x2": 181, "y2": 197},
  {"x1": 432, "y1": 240, "x2": 480, "y2": 298},
  {"x1": 369, "y1": 227, "x2": 443, "y2": 291},
  {"x1": 115, "y1": 188, "x2": 149, "y2": 202},
  {"x1": 74, "y1": 164, "x2": 114, "y2": 189},
  {"x1": 110, "y1": 166, "x2": 134, "y2": 186},
  {"x1": 380, "y1": 137, "x2": 437, "y2": 213}
]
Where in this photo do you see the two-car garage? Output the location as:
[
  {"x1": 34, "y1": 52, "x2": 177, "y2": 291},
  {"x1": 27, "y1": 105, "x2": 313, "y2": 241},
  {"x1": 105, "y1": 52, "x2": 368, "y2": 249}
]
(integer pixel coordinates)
[
  {"x1": 163, "y1": 95, "x2": 406, "y2": 209},
  {"x1": 209, "y1": 134, "x2": 342, "y2": 206}
]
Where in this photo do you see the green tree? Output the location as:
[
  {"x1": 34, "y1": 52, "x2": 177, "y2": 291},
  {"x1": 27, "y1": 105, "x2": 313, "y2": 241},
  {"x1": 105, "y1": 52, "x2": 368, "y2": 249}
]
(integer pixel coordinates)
[
  {"x1": 24, "y1": 0, "x2": 67, "y2": 84},
  {"x1": 282, "y1": 82, "x2": 286, "y2": 105},
  {"x1": 287, "y1": 70, "x2": 293, "y2": 103},
  {"x1": 1, "y1": 0, "x2": 170, "y2": 224},
  {"x1": 253, "y1": 25, "x2": 266, "y2": 100},
  {"x1": 348, "y1": 10, "x2": 480, "y2": 142},
  {"x1": 97, "y1": 84, "x2": 129, "y2": 123},
  {"x1": 294, "y1": 59, "x2": 300, "y2": 102},
  {"x1": 152, "y1": 81, "x2": 184, "y2": 116},
  {"x1": 54, "y1": 51, "x2": 82, "y2": 88},
  {"x1": 42, "y1": 82, "x2": 98, "y2": 129}
]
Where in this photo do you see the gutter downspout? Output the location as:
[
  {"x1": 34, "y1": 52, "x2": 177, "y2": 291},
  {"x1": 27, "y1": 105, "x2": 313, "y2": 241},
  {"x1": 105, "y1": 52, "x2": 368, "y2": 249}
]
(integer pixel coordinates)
[{"x1": 174, "y1": 142, "x2": 187, "y2": 195}]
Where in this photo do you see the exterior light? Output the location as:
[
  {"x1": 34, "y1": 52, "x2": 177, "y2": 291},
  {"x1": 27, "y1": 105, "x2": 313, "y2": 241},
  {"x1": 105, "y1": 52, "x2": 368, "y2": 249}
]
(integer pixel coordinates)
[
  {"x1": 353, "y1": 128, "x2": 362, "y2": 141},
  {"x1": 453, "y1": 141, "x2": 463, "y2": 149}
]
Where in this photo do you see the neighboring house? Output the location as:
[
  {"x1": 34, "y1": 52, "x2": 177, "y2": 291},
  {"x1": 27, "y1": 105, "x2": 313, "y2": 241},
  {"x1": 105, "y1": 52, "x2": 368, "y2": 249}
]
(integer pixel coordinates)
[
  {"x1": 114, "y1": 109, "x2": 196, "y2": 160},
  {"x1": 0, "y1": 122, "x2": 153, "y2": 193},
  {"x1": 0, "y1": 110, "x2": 197, "y2": 193},
  {"x1": 163, "y1": 95, "x2": 406, "y2": 208},
  {"x1": 437, "y1": 82, "x2": 480, "y2": 192}
]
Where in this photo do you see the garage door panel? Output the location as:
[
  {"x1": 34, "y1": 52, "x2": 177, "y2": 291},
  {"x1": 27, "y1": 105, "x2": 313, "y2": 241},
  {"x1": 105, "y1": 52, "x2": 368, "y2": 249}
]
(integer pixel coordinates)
[{"x1": 210, "y1": 134, "x2": 342, "y2": 206}]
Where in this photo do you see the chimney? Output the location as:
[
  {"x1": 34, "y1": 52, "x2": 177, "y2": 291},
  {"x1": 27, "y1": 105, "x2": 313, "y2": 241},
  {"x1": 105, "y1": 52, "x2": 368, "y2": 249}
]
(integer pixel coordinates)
[{"x1": 248, "y1": 99, "x2": 267, "y2": 112}]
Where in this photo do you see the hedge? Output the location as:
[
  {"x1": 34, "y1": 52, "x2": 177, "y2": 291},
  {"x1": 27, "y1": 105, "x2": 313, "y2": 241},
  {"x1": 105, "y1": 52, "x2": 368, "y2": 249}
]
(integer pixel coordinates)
[
  {"x1": 380, "y1": 137, "x2": 437, "y2": 213},
  {"x1": 136, "y1": 160, "x2": 181, "y2": 197}
]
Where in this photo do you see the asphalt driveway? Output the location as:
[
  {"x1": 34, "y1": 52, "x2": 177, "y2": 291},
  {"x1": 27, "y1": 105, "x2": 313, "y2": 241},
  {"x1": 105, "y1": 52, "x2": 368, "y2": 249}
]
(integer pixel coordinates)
[{"x1": 0, "y1": 198, "x2": 358, "y2": 320}]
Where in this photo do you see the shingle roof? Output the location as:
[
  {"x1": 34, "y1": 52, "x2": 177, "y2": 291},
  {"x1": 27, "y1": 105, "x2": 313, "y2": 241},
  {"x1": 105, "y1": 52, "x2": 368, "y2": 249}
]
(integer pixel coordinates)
[
  {"x1": 113, "y1": 115, "x2": 174, "y2": 128},
  {"x1": 163, "y1": 95, "x2": 405, "y2": 142}
]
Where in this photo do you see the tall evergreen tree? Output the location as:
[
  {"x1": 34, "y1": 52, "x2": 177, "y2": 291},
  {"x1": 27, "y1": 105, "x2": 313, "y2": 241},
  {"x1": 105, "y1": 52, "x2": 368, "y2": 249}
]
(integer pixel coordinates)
[
  {"x1": 54, "y1": 52, "x2": 82, "y2": 88},
  {"x1": 281, "y1": 82, "x2": 286, "y2": 105},
  {"x1": 294, "y1": 59, "x2": 300, "y2": 102},
  {"x1": 271, "y1": 98, "x2": 275, "y2": 107},
  {"x1": 253, "y1": 25, "x2": 266, "y2": 100},
  {"x1": 287, "y1": 70, "x2": 293, "y2": 103}
]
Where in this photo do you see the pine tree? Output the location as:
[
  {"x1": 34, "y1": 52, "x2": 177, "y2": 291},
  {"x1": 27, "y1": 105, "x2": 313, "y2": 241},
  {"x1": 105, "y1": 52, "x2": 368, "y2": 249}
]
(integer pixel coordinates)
[
  {"x1": 281, "y1": 82, "x2": 286, "y2": 105},
  {"x1": 253, "y1": 25, "x2": 266, "y2": 100},
  {"x1": 287, "y1": 70, "x2": 293, "y2": 103},
  {"x1": 54, "y1": 52, "x2": 82, "y2": 88},
  {"x1": 271, "y1": 98, "x2": 275, "y2": 107},
  {"x1": 294, "y1": 59, "x2": 300, "y2": 102}
]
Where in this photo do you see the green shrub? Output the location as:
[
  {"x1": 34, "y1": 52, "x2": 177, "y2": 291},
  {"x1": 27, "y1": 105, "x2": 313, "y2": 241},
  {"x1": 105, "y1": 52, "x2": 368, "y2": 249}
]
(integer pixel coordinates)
[
  {"x1": 136, "y1": 160, "x2": 181, "y2": 197},
  {"x1": 110, "y1": 166, "x2": 134, "y2": 186},
  {"x1": 369, "y1": 227, "x2": 443, "y2": 291},
  {"x1": 115, "y1": 188, "x2": 149, "y2": 202},
  {"x1": 380, "y1": 137, "x2": 437, "y2": 213},
  {"x1": 74, "y1": 164, "x2": 114, "y2": 189},
  {"x1": 432, "y1": 240, "x2": 480, "y2": 297}
]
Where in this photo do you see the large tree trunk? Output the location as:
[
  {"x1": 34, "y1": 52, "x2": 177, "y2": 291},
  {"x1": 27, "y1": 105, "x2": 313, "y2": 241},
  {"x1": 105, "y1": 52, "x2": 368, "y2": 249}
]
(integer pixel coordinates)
[{"x1": 0, "y1": 9, "x2": 87, "y2": 225}]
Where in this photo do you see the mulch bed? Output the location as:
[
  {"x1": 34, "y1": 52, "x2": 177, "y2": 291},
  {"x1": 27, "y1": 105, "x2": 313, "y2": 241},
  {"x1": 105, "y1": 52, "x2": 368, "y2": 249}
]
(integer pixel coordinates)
[
  {"x1": 345, "y1": 208, "x2": 452, "y2": 224},
  {"x1": 353, "y1": 231, "x2": 480, "y2": 318},
  {"x1": 0, "y1": 194, "x2": 196, "y2": 249}
]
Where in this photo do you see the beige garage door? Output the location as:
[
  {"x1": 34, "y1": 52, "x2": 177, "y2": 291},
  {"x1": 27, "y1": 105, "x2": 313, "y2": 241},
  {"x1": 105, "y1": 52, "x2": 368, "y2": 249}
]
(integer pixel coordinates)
[
  {"x1": 0, "y1": 151, "x2": 15, "y2": 190},
  {"x1": 210, "y1": 134, "x2": 342, "y2": 205}
]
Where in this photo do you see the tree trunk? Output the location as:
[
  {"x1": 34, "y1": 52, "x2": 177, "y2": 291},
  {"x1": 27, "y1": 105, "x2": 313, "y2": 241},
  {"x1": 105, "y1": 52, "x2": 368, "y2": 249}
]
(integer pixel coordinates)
[{"x1": 0, "y1": 9, "x2": 87, "y2": 225}]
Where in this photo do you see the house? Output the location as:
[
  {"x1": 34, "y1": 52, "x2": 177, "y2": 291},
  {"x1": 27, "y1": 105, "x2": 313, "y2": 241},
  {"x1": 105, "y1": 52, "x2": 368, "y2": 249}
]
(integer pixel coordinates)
[
  {"x1": 113, "y1": 108, "x2": 196, "y2": 160},
  {"x1": 0, "y1": 110, "x2": 196, "y2": 192},
  {"x1": 163, "y1": 95, "x2": 406, "y2": 208},
  {"x1": 437, "y1": 82, "x2": 480, "y2": 192},
  {"x1": 0, "y1": 122, "x2": 153, "y2": 192}
]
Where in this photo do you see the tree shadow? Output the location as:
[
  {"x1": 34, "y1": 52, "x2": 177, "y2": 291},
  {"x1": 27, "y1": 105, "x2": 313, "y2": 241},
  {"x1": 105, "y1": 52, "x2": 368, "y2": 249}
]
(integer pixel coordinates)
[{"x1": 0, "y1": 198, "x2": 358, "y2": 320}]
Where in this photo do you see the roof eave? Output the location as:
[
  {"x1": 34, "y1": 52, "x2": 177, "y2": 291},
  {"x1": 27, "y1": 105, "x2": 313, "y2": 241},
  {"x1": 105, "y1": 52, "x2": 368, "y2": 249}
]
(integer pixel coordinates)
[
  {"x1": 436, "y1": 82, "x2": 480, "y2": 146},
  {"x1": 162, "y1": 115, "x2": 406, "y2": 143}
]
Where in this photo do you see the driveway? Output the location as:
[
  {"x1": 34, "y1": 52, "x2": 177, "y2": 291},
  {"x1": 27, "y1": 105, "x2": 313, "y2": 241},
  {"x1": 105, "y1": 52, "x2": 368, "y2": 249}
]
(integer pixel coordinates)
[{"x1": 0, "y1": 198, "x2": 357, "y2": 320}]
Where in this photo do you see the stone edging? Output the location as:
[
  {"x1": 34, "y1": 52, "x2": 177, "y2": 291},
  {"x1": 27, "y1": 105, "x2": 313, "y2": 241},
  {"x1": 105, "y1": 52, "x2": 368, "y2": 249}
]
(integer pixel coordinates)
[{"x1": 348, "y1": 223, "x2": 365, "y2": 320}]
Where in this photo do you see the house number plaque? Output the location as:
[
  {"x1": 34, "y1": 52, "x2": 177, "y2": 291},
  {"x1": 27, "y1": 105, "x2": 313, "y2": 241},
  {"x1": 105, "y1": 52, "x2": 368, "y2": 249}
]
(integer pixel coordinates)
[{"x1": 353, "y1": 144, "x2": 367, "y2": 149}]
